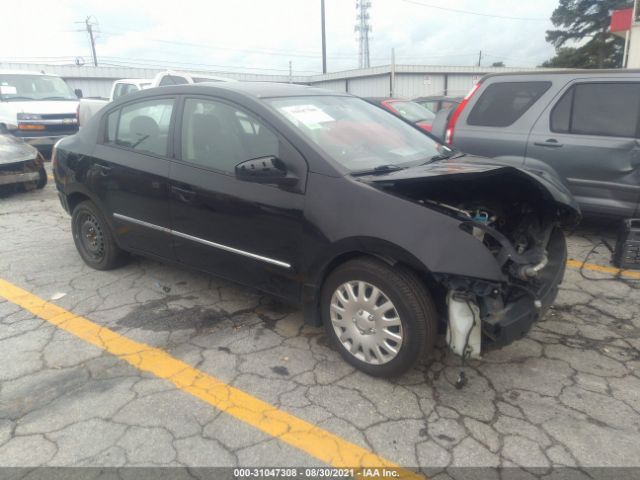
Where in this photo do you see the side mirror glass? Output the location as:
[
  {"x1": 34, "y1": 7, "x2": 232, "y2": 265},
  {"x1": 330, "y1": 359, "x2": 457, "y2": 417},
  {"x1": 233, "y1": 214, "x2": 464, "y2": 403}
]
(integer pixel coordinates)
[
  {"x1": 235, "y1": 156, "x2": 297, "y2": 186},
  {"x1": 74, "y1": 89, "x2": 83, "y2": 99}
]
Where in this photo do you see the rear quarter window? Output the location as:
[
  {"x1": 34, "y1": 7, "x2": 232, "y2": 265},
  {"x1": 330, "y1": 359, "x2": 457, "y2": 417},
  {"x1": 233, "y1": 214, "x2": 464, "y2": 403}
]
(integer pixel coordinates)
[
  {"x1": 551, "y1": 82, "x2": 640, "y2": 138},
  {"x1": 467, "y1": 81, "x2": 551, "y2": 127}
]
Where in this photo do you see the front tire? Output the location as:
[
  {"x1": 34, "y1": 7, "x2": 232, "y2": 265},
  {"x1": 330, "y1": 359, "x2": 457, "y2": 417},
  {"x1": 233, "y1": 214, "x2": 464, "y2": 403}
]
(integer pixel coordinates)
[
  {"x1": 36, "y1": 165, "x2": 47, "y2": 189},
  {"x1": 71, "y1": 200, "x2": 127, "y2": 270},
  {"x1": 321, "y1": 257, "x2": 437, "y2": 377}
]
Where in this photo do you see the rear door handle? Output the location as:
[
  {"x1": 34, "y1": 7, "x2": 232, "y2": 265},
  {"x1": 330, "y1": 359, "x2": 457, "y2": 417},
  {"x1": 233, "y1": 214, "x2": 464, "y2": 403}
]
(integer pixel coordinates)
[
  {"x1": 171, "y1": 185, "x2": 197, "y2": 202},
  {"x1": 534, "y1": 139, "x2": 563, "y2": 148}
]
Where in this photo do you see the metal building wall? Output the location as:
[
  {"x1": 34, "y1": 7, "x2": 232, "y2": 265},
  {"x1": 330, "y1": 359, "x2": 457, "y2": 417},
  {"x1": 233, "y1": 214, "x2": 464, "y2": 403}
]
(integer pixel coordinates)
[
  {"x1": 393, "y1": 73, "x2": 447, "y2": 98},
  {"x1": 311, "y1": 79, "x2": 347, "y2": 93},
  {"x1": 64, "y1": 78, "x2": 114, "y2": 98},
  {"x1": 446, "y1": 74, "x2": 484, "y2": 97},
  {"x1": 1, "y1": 62, "x2": 541, "y2": 99},
  {"x1": 346, "y1": 75, "x2": 390, "y2": 97}
]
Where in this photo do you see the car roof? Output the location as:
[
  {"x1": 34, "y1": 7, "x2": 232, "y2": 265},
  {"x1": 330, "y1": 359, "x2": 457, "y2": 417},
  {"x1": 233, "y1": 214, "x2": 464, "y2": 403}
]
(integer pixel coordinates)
[
  {"x1": 183, "y1": 81, "x2": 350, "y2": 98},
  {"x1": 481, "y1": 68, "x2": 640, "y2": 81}
]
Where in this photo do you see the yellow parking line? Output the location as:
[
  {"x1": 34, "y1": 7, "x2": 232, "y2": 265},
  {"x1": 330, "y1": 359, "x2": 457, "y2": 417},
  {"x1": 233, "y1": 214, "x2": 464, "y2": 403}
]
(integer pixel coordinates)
[
  {"x1": 566, "y1": 259, "x2": 640, "y2": 280},
  {"x1": 0, "y1": 278, "x2": 421, "y2": 479}
]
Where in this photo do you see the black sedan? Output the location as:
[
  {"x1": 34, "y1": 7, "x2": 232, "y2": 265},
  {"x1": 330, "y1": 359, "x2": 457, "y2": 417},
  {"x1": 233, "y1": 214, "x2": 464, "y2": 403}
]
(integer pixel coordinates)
[{"x1": 53, "y1": 82, "x2": 579, "y2": 377}]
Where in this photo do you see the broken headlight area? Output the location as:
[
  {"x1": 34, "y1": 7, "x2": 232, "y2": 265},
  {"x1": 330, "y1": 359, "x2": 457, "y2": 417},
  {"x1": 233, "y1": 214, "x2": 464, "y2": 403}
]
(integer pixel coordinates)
[
  {"x1": 363, "y1": 161, "x2": 578, "y2": 358},
  {"x1": 410, "y1": 172, "x2": 571, "y2": 358},
  {"x1": 434, "y1": 227, "x2": 567, "y2": 359}
]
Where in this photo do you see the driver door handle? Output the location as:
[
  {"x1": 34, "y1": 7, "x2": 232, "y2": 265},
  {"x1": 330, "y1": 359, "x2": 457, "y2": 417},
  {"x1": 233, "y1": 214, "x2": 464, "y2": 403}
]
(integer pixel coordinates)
[{"x1": 534, "y1": 138, "x2": 563, "y2": 148}]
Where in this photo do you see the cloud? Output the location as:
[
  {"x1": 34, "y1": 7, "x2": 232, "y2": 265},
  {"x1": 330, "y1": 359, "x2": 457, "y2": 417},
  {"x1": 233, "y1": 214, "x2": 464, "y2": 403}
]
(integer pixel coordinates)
[{"x1": 0, "y1": 0, "x2": 559, "y2": 73}]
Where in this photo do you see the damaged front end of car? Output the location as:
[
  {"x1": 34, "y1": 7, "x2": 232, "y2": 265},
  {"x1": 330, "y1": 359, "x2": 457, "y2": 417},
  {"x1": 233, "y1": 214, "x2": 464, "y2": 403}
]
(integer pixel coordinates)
[
  {"x1": 365, "y1": 159, "x2": 580, "y2": 359},
  {"x1": 0, "y1": 134, "x2": 45, "y2": 191}
]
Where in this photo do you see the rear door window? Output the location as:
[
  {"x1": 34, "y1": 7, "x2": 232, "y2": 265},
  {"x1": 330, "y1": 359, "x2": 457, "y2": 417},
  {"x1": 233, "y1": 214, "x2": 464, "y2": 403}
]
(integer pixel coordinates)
[
  {"x1": 106, "y1": 98, "x2": 174, "y2": 156},
  {"x1": 467, "y1": 81, "x2": 551, "y2": 127},
  {"x1": 551, "y1": 83, "x2": 640, "y2": 138}
]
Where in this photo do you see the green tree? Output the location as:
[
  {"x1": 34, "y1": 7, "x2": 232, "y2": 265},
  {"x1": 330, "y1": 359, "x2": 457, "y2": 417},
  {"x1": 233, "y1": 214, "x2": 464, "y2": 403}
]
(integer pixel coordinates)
[
  {"x1": 491, "y1": 61, "x2": 505, "y2": 67},
  {"x1": 543, "y1": 0, "x2": 632, "y2": 68}
]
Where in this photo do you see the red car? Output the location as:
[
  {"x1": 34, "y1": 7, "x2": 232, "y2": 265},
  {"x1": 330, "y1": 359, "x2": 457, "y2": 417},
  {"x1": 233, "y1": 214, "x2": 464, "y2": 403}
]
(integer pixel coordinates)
[{"x1": 364, "y1": 97, "x2": 436, "y2": 132}]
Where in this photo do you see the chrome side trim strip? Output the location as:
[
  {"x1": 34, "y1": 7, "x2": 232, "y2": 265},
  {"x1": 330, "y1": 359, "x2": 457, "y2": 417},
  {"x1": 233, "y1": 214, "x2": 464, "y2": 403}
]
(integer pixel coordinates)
[
  {"x1": 113, "y1": 213, "x2": 171, "y2": 233},
  {"x1": 113, "y1": 212, "x2": 291, "y2": 269},
  {"x1": 170, "y1": 229, "x2": 291, "y2": 269}
]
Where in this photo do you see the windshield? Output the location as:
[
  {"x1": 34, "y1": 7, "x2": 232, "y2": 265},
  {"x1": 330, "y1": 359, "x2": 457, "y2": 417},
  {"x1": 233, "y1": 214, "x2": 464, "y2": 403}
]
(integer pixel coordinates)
[
  {"x1": 0, "y1": 74, "x2": 76, "y2": 101},
  {"x1": 387, "y1": 100, "x2": 435, "y2": 123},
  {"x1": 267, "y1": 96, "x2": 442, "y2": 172}
]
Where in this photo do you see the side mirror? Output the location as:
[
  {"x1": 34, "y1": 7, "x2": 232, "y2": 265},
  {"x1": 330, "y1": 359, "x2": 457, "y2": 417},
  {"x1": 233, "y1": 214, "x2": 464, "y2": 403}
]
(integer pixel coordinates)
[
  {"x1": 235, "y1": 156, "x2": 298, "y2": 186},
  {"x1": 74, "y1": 89, "x2": 83, "y2": 99}
]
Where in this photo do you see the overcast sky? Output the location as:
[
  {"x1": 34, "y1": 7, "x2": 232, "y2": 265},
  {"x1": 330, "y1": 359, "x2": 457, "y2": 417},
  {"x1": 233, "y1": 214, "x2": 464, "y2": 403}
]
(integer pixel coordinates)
[{"x1": 1, "y1": 0, "x2": 560, "y2": 75}]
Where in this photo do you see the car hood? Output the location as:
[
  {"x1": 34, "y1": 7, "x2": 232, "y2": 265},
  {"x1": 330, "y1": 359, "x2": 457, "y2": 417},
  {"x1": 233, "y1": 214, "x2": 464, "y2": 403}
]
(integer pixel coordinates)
[
  {"x1": 0, "y1": 134, "x2": 38, "y2": 165},
  {"x1": 357, "y1": 155, "x2": 581, "y2": 220}
]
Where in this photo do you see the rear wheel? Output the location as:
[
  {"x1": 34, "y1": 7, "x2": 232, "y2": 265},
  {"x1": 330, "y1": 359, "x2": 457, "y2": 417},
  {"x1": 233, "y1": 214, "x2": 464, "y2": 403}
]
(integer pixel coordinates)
[
  {"x1": 71, "y1": 200, "x2": 127, "y2": 270},
  {"x1": 321, "y1": 257, "x2": 437, "y2": 377}
]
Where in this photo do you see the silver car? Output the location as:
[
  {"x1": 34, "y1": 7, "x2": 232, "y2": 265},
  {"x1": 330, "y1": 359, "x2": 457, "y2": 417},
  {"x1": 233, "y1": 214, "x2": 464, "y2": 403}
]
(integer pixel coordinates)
[{"x1": 434, "y1": 70, "x2": 640, "y2": 218}]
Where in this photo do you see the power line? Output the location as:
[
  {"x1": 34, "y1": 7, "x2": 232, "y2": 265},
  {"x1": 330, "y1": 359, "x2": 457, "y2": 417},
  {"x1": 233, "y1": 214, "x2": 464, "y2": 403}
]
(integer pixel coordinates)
[
  {"x1": 98, "y1": 55, "x2": 322, "y2": 74},
  {"x1": 399, "y1": 0, "x2": 547, "y2": 21},
  {"x1": 98, "y1": 30, "x2": 360, "y2": 60}
]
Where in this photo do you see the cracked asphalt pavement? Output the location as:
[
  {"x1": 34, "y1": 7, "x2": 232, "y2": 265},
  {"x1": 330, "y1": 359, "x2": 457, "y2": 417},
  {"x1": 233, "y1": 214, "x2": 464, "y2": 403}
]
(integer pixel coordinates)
[{"x1": 0, "y1": 174, "x2": 639, "y2": 477}]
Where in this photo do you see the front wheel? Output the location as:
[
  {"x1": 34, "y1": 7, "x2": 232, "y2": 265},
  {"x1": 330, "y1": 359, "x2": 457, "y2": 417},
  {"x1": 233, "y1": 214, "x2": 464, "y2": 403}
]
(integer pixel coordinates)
[
  {"x1": 321, "y1": 257, "x2": 437, "y2": 377},
  {"x1": 71, "y1": 200, "x2": 128, "y2": 270},
  {"x1": 35, "y1": 165, "x2": 47, "y2": 189}
]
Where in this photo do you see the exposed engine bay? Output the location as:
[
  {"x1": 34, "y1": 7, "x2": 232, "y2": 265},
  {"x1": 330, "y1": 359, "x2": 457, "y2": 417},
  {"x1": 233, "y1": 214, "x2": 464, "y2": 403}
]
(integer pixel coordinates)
[{"x1": 368, "y1": 164, "x2": 579, "y2": 360}]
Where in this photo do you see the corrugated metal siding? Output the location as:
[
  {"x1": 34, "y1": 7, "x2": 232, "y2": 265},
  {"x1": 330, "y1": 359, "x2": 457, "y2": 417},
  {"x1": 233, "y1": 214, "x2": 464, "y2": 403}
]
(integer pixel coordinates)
[
  {"x1": 347, "y1": 75, "x2": 390, "y2": 97},
  {"x1": 64, "y1": 78, "x2": 114, "y2": 98},
  {"x1": 0, "y1": 62, "x2": 543, "y2": 100},
  {"x1": 446, "y1": 74, "x2": 484, "y2": 97},
  {"x1": 393, "y1": 73, "x2": 447, "y2": 98},
  {"x1": 312, "y1": 79, "x2": 347, "y2": 93}
]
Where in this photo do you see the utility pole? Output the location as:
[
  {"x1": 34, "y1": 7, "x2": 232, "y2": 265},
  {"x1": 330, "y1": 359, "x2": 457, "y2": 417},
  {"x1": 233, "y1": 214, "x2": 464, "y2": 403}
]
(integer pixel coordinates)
[
  {"x1": 85, "y1": 16, "x2": 98, "y2": 66},
  {"x1": 390, "y1": 48, "x2": 395, "y2": 97},
  {"x1": 321, "y1": 0, "x2": 327, "y2": 74},
  {"x1": 624, "y1": 0, "x2": 639, "y2": 67},
  {"x1": 477, "y1": 50, "x2": 482, "y2": 67},
  {"x1": 289, "y1": 61, "x2": 293, "y2": 83},
  {"x1": 355, "y1": 1, "x2": 371, "y2": 69}
]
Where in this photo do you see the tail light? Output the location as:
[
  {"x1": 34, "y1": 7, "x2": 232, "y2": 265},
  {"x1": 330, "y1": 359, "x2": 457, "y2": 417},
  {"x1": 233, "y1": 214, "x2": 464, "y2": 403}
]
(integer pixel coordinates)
[{"x1": 445, "y1": 82, "x2": 482, "y2": 145}]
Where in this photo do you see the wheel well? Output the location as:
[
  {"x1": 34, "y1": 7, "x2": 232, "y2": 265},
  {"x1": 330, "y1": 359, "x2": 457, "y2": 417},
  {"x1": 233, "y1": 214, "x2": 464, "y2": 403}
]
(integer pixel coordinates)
[
  {"x1": 320, "y1": 251, "x2": 433, "y2": 289},
  {"x1": 305, "y1": 251, "x2": 444, "y2": 327},
  {"x1": 66, "y1": 192, "x2": 91, "y2": 213}
]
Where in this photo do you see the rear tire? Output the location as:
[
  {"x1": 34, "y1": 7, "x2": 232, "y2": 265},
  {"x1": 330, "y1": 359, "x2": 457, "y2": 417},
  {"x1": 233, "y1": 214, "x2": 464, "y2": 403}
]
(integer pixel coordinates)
[
  {"x1": 71, "y1": 200, "x2": 128, "y2": 270},
  {"x1": 321, "y1": 257, "x2": 437, "y2": 377}
]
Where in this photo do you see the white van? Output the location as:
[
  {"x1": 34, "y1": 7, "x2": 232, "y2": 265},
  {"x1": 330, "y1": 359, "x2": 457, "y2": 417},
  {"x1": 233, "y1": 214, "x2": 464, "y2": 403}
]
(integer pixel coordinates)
[{"x1": 0, "y1": 70, "x2": 79, "y2": 152}]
